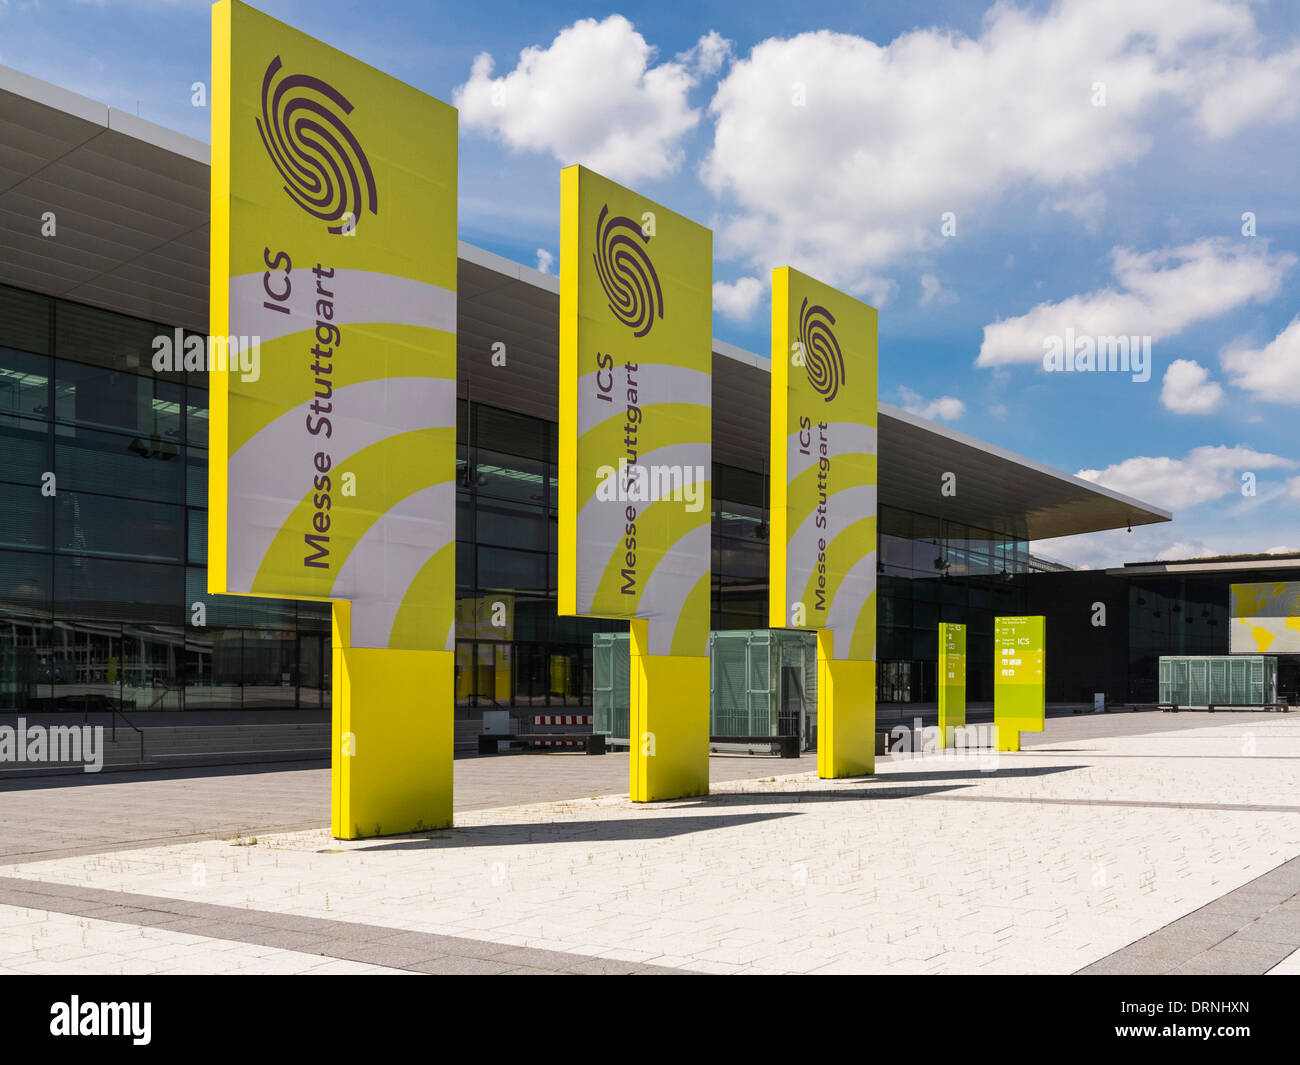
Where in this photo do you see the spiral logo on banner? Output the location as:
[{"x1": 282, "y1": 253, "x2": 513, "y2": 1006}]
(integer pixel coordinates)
[
  {"x1": 256, "y1": 56, "x2": 379, "y2": 235},
  {"x1": 799, "y1": 297, "x2": 845, "y2": 401},
  {"x1": 593, "y1": 205, "x2": 663, "y2": 337}
]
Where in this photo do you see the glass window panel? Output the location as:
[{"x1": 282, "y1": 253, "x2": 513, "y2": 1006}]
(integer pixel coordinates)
[
  {"x1": 186, "y1": 387, "x2": 209, "y2": 446},
  {"x1": 186, "y1": 449, "x2": 207, "y2": 506},
  {"x1": 184, "y1": 567, "x2": 296, "y2": 628},
  {"x1": 54, "y1": 359, "x2": 183, "y2": 439},
  {"x1": 716, "y1": 537, "x2": 767, "y2": 580},
  {"x1": 881, "y1": 595, "x2": 911, "y2": 628},
  {"x1": 0, "y1": 286, "x2": 52, "y2": 355},
  {"x1": 472, "y1": 448, "x2": 546, "y2": 504},
  {"x1": 0, "y1": 347, "x2": 52, "y2": 417},
  {"x1": 119, "y1": 624, "x2": 188, "y2": 710},
  {"x1": 713, "y1": 463, "x2": 765, "y2": 509},
  {"x1": 477, "y1": 546, "x2": 546, "y2": 595},
  {"x1": 0, "y1": 610, "x2": 53, "y2": 711},
  {"x1": 187, "y1": 509, "x2": 207, "y2": 564},
  {"x1": 297, "y1": 600, "x2": 332, "y2": 632},
  {"x1": 476, "y1": 498, "x2": 547, "y2": 550},
  {"x1": 455, "y1": 640, "x2": 473, "y2": 706},
  {"x1": 44, "y1": 619, "x2": 126, "y2": 712},
  {"x1": 878, "y1": 627, "x2": 909, "y2": 660},
  {"x1": 240, "y1": 628, "x2": 298, "y2": 708},
  {"x1": 456, "y1": 540, "x2": 475, "y2": 590},
  {"x1": 912, "y1": 629, "x2": 936, "y2": 660},
  {"x1": 714, "y1": 500, "x2": 765, "y2": 541},
  {"x1": 0, "y1": 482, "x2": 51, "y2": 551},
  {"x1": 55, "y1": 301, "x2": 166, "y2": 378},
  {"x1": 455, "y1": 488, "x2": 473, "y2": 542},
  {"x1": 0, "y1": 413, "x2": 51, "y2": 487},
  {"x1": 879, "y1": 505, "x2": 911, "y2": 539},
  {"x1": 55, "y1": 493, "x2": 182, "y2": 562},
  {"x1": 179, "y1": 627, "x2": 242, "y2": 709},
  {"x1": 54, "y1": 423, "x2": 183, "y2": 503},
  {"x1": 472, "y1": 403, "x2": 545, "y2": 459},
  {"x1": 881, "y1": 533, "x2": 912, "y2": 574},
  {"x1": 55, "y1": 556, "x2": 182, "y2": 625},
  {"x1": 0, "y1": 548, "x2": 52, "y2": 614}
]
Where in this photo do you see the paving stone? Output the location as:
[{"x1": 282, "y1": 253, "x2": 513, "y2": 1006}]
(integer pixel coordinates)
[{"x1": 2, "y1": 712, "x2": 1300, "y2": 975}]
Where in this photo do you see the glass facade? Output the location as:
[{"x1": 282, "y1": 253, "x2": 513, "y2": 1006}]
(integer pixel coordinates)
[
  {"x1": 0, "y1": 280, "x2": 1036, "y2": 714},
  {"x1": 1028, "y1": 567, "x2": 1300, "y2": 704},
  {"x1": 0, "y1": 282, "x2": 331, "y2": 713}
]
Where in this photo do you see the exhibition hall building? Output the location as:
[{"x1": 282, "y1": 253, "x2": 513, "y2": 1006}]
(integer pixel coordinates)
[{"x1": 1, "y1": 65, "x2": 1293, "y2": 726}]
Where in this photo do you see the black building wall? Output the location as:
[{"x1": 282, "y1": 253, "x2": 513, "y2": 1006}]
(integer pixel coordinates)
[{"x1": 1025, "y1": 570, "x2": 1130, "y2": 703}]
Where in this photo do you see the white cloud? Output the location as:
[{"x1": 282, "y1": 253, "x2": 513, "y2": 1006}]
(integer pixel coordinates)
[
  {"x1": 1076, "y1": 444, "x2": 1295, "y2": 512},
  {"x1": 1287, "y1": 477, "x2": 1300, "y2": 502},
  {"x1": 1197, "y1": 44, "x2": 1300, "y2": 138},
  {"x1": 679, "y1": 30, "x2": 733, "y2": 77},
  {"x1": 1048, "y1": 189, "x2": 1106, "y2": 233},
  {"x1": 701, "y1": 0, "x2": 1294, "y2": 291},
  {"x1": 897, "y1": 386, "x2": 964, "y2": 422},
  {"x1": 535, "y1": 248, "x2": 554, "y2": 274},
  {"x1": 1220, "y1": 315, "x2": 1300, "y2": 404},
  {"x1": 1034, "y1": 523, "x2": 1300, "y2": 570},
  {"x1": 977, "y1": 239, "x2": 1293, "y2": 367},
  {"x1": 1161, "y1": 358, "x2": 1225, "y2": 414},
  {"x1": 918, "y1": 273, "x2": 954, "y2": 307},
  {"x1": 455, "y1": 16, "x2": 700, "y2": 182},
  {"x1": 712, "y1": 276, "x2": 764, "y2": 321}
]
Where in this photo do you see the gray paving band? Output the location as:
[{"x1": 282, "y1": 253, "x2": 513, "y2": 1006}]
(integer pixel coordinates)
[
  {"x1": 1078, "y1": 854, "x2": 1300, "y2": 975},
  {"x1": 0, "y1": 875, "x2": 686, "y2": 976},
  {"x1": 670, "y1": 787, "x2": 1300, "y2": 816}
]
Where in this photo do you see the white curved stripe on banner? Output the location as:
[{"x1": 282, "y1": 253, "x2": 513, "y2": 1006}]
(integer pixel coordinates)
[
  {"x1": 330, "y1": 480, "x2": 456, "y2": 649},
  {"x1": 226, "y1": 375, "x2": 456, "y2": 592},
  {"x1": 573, "y1": 440, "x2": 712, "y2": 615},
  {"x1": 785, "y1": 422, "x2": 877, "y2": 484},
  {"x1": 824, "y1": 548, "x2": 877, "y2": 660},
  {"x1": 228, "y1": 269, "x2": 456, "y2": 349},
  {"x1": 784, "y1": 483, "x2": 878, "y2": 620},
  {"x1": 575, "y1": 364, "x2": 711, "y2": 437},
  {"x1": 638, "y1": 522, "x2": 712, "y2": 656}
]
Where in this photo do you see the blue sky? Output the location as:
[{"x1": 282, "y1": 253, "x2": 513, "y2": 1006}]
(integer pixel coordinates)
[{"x1": 3, "y1": 0, "x2": 1299, "y2": 567}]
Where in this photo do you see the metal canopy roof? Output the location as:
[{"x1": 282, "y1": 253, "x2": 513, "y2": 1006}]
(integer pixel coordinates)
[
  {"x1": 0, "y1": 64, "x2": 1171, "y2": 543},
  {"x1": 0, "y1": 65, "x2": 210, "y2": 328}
]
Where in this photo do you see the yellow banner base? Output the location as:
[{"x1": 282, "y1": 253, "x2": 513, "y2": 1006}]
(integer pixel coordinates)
[
  {"x1": 331, "y1": 607, "x2": 453, "y2": 839},
  {"x1": 628, "y1": 619, "x2": 709, "y2": 802},
  {"x1": 816, "y1": 631, "x2": 876, "y2": 777},
  {"x1": 994, "y1": 715, "x2": 1043, "y2": 752},
  {"x1": 937, "y1": 710, "x2": 965, "y2": 749}
]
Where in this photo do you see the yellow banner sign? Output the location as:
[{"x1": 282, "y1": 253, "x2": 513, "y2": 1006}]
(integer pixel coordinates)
[
  {"x1": 768, "y1": 268, "x2": 878, "y2": 661},
  {"x1": 209, "y1": 0, "x2": 457, "y2": 651},
  {"x1": 558, "y1": 165, "x2": 712, "y2": 656},
  {"x1": 1231, "y1": 581, "x2": 1300, "y2": 653}
]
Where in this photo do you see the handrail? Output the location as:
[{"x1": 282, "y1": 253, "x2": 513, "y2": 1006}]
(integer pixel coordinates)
[{"x1": 82, "y1": 701, "x2": 146, "y2": 764}]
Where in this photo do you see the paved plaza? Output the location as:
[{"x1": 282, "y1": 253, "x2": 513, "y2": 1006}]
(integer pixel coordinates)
[{"x1": 1, "y1": 711, "x2": 1299, "y2": 974}]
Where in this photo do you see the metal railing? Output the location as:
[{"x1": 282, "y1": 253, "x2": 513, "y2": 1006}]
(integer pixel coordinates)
[{"x1": 82, "y1": 701, "x2": 145, "y2": 764}]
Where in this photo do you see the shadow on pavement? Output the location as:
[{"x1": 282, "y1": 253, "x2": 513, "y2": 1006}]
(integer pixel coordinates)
[
  {"x1": 354, "y1": 810, "x2": 803, "y2": 850},
  {"x1": 862, "y1": 764, "x2": 1086, "y2": 783}
]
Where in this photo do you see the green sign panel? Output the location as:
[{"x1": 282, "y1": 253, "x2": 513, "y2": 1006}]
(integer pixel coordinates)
[
  {"x1": 994, "y1": 615, "x2": 1045, "y2": 751},
  {"x1": 938, "y1": 622, "x2": 966, "y2": 747}
]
